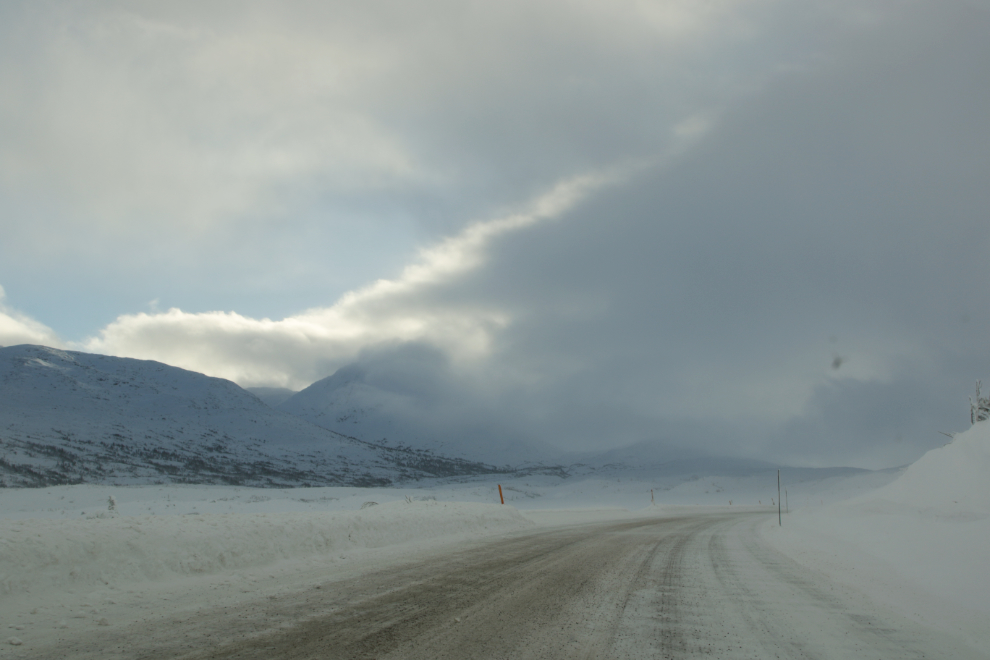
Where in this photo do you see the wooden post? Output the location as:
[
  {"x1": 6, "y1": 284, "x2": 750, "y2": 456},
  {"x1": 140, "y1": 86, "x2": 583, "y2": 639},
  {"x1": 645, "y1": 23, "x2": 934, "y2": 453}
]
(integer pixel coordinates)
[
  {"x1": 498, "y1": 484, "x2": 504, "y2": 505},
  {"x1": 777, "y1": 470, "x2": 781, "y2": 526},
  {"x1": 651, "y1": 489, "x2": 654, "y2": 504}
]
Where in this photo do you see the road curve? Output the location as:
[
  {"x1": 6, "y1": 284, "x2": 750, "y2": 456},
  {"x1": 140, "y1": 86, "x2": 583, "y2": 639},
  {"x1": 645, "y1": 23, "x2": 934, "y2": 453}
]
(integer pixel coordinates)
[{"x1": 25, "y1": 511, "x2": 988, "y2": 659}]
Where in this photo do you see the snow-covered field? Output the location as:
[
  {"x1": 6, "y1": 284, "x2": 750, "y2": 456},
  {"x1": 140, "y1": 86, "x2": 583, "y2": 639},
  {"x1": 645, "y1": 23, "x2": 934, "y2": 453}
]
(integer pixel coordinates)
[
  {"x1": 1, "y1": 423, "x2": 987, "y2": 654},
  {"x1": 0, "y1": 467, "x2": 891, "y2": 648},
  {"x1": 0, "y1": 467, "x2": 885, "y2": 627},
  {"x1": 0, "y1": 494, "x2": 541, "y2": 653}
]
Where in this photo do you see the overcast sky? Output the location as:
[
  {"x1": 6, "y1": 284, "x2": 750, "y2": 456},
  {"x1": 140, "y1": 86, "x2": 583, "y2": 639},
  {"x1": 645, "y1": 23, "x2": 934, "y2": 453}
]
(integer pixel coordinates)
[{"x1": 2, "y1": 0, "x2": 988, "y2": 468}]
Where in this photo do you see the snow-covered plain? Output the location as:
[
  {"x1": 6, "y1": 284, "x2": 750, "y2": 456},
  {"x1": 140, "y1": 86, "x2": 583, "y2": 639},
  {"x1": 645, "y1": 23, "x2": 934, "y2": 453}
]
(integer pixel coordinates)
[{"x1": 0, "y1": 433, "x2": 986, "y2": 655}]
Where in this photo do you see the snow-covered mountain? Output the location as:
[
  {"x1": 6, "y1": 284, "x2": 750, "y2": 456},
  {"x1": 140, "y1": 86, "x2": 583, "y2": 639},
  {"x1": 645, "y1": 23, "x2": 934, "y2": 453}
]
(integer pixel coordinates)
[
  {"x1": 0, "y1": 344, "x2": 896, "y2": 491},
  {"x1": 0, "y1": 345, "x2": 506, "y2": 488},
  {"x1": 278, "y1": 363, "x2": 562, "y2": 466},
  {"x1": 274, "y1": 363, "x2": 887, "y2": 487}
]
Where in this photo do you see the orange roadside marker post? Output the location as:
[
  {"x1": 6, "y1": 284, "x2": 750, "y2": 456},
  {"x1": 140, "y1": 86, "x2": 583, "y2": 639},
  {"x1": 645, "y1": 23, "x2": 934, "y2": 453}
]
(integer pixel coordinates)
[{"x1": 498, "y1": 484, "x2": 505, "y2": 504}]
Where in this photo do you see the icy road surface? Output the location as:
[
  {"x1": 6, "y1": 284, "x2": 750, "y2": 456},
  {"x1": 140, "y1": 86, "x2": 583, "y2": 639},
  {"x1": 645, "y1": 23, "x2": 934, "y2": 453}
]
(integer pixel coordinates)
[{"x1": 9, "y1": 510, "x2": 984, "y2": 660}]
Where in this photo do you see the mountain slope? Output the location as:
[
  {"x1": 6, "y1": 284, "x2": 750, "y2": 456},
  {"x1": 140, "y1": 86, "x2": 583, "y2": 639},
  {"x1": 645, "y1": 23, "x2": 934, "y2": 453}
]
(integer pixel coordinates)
[
  {"x1": 0, "y1": 345, "x2": 505, "y2": 487},
  {"x1": 277, "y1": 364, "x2": 561, "y2": 465}
]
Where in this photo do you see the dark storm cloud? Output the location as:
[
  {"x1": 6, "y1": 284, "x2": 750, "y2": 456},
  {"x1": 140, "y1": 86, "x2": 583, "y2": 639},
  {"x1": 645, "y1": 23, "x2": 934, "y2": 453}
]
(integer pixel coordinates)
[
  {"x1": 2, "y1": 1, "x2": 988, "y2": 467},
  {"x1": 376, "y1": 0, "x2": 990, "y2": 466}
]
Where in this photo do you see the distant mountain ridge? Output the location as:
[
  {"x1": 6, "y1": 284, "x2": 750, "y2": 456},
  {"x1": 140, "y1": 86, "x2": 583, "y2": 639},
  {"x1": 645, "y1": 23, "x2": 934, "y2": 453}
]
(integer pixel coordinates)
[
  {"x1": 0, "y1": 345, "x2": 892, "y2": 490},
  {"x1": 0, "y1": 345, "x2": 507, "y2": 488}
]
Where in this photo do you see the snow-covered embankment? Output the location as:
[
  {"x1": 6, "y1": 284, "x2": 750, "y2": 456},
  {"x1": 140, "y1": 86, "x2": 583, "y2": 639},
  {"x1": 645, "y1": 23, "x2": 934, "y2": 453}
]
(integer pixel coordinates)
[
  {"x1": 763, "y1": 421, "x2": 990, "y2": 650},
  {"x1": 0, "y1": 500, "x2": 533, "y2": 598}
]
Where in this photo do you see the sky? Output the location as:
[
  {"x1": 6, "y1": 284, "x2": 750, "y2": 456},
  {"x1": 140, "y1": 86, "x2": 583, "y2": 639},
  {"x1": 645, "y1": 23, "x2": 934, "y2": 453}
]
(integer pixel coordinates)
[{"x1": 1, "y1": 0, "x2": 989, "y2": 469}]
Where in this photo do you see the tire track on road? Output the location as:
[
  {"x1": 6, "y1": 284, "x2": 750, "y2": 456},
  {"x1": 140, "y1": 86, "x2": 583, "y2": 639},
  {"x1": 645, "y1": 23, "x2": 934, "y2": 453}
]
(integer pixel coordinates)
[{"x1": 183, "y1": 517, "x2": 700, "y2": 660}]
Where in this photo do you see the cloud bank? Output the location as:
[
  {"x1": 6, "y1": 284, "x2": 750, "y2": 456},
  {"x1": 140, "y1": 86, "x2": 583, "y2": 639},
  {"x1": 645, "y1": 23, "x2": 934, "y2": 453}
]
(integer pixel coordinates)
[
  {"x1": 3, "y1": 0, "x2": 989, "y2": 468},
  {"x1": 0, "y1": 0, "x2": 826, "y2": 330},
  {"x1": 79, "y1": 173, "x2": 612, "y2": 387}
]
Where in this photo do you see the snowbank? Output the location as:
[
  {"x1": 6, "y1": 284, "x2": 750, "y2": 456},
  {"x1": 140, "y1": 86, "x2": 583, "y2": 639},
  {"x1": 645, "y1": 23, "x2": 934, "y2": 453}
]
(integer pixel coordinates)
[
  {"x1": 764, "y1": 422, "x2": 990, "y2": 648},
  {"x1": 873, "y1": 422, "x2": 990, "y2": 516},
  {"x1": 0, "y1": 500, "x2": 533, "y2": 597}
]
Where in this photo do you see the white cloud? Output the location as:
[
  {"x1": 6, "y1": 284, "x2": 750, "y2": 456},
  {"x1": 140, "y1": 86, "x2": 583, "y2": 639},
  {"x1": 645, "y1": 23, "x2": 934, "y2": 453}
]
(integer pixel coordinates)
[
  {"x1": 0, "y1": 286, "x2": 62, "y2": 348},
  {"x1": 0, "y1": 0, "x2": 803, "y2": 258},
  {"x1": 77, "y1": 172, "x2": 613, "y2": 387},
  {"x1": 0, "y1": 4, "x2": 422, "y2": 236},
  {"x1": 1, "y1": 0, "x2": 852, "y2": 348}
]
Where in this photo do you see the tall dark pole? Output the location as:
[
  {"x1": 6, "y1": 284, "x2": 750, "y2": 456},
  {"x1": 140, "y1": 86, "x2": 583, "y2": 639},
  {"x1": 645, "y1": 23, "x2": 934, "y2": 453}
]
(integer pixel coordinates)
[{"x1": 777, "y1": 470, "x2": 781, "y2": 526}]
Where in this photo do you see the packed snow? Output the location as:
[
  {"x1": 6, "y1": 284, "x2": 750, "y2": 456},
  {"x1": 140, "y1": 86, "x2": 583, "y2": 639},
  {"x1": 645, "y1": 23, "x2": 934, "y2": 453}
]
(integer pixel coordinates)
[
  {"x1": 0, "y1": 497, "x2": 533, "y2": 598},
  {"x1": 0, "y1": 492, "x2": 536, "y2": 654}
]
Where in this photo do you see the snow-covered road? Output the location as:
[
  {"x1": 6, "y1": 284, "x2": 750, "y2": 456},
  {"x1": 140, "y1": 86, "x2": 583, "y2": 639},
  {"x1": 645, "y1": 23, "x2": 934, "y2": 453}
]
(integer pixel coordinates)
[{"x1": 10, "y1": 510, "x2": 985, "y2": 660}]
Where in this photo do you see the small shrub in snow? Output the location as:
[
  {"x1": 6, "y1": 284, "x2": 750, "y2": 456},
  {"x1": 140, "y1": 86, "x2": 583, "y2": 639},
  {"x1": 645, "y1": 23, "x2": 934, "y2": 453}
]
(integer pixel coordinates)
[
  {"x1": 971, "y1": 381, "x2": 990, "y2": 425},
  {"x1": 360, "y1": 501, "x2": 378, "y2": 509}
]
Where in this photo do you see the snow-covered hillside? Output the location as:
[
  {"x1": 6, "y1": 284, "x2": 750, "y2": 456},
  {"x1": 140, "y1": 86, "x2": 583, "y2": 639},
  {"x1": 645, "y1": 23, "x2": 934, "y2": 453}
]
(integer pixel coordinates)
[{"x1": 0, "y1": 345, "x2": 506, "y2": 488}]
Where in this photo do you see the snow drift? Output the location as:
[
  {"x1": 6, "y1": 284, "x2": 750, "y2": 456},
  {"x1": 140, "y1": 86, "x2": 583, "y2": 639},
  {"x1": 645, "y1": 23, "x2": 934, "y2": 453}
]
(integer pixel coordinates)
[
  {"x1": 765, "y1": 420, "x2": 990, "y2": 647},
  {"x1": 873, "y1": 422, "x2": 990, "y2": 516},
  {"x1": 0, "y1": 500, "x2": 533, "y2": 598}
]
